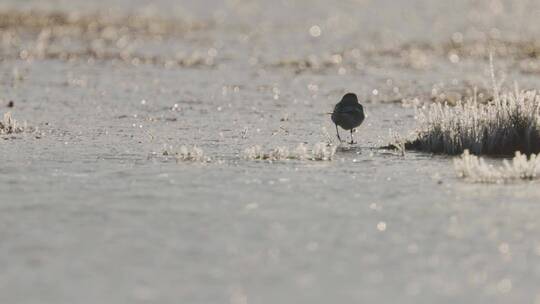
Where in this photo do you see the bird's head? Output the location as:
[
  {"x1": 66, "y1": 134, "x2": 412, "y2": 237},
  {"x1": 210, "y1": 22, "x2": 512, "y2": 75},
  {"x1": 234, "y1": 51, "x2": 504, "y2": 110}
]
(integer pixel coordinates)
[{"x1": 341, "y1": 93, "x2": 359, "y2": 106}]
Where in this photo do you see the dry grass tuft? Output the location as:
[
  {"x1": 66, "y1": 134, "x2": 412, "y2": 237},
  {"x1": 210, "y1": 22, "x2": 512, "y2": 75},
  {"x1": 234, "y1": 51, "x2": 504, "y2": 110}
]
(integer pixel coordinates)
[
  {"x1": 405, "y1": 88, "x2": 540, "y2": 155},
  {"x1": 403, "y1": 55, "x2": 540, "y2": 156},
  {"x1": 244, "y1": 143, "x2": 337, "y2": 161},
  {"x1": 454, "y1": 150, "x2": 539, "y2": 183},
  {"x1": 0, "y1": 112, "x2": 27, "y2": 134},
  {"x1": 163, "y1": 146, "x2": 208, "y2": 162}
]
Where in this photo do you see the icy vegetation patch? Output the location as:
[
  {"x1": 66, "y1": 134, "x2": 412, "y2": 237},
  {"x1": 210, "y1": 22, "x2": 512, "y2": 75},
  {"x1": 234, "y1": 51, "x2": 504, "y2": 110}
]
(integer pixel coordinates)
[
  {"x1": 163, "y1": 146, "x2": 208, "y2": 163},
  {"x1": 244, "y1": 143, "x2": 337, "y2": 161},
  {"x1": 0, "y1": 112, "x2": 28, "y2": 135},
  {"x1": 0, "y1": 10, "x2": 208, "y2": 35},
  {"x1": 454, "y1": 150, "x2": 539, "y2": 183},
  {"x1": 0, "y1": 10, "x2": 215, "y2": 67},
  {"x1": 405, "y1": 89, "x2": 540, "y2": 155}
]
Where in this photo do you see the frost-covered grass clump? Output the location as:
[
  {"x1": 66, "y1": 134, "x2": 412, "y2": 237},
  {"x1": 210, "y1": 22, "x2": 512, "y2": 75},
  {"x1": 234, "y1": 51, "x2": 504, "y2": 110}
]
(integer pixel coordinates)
[
  {"x1": 454, "y1": 150, "x2": 539, "y2": 183},
  {"x1": 406, "y1": 89, "x2": 540, "y2": 155},
  {"x1": 163, "y1": 146, "x2": 208, "y2": 162},
  {"x1": 244, "y1": 143, "x2": 337, "y2": 161},
  {"x1": 0, "y1": 112, "x2": 27, "y2": 134}
]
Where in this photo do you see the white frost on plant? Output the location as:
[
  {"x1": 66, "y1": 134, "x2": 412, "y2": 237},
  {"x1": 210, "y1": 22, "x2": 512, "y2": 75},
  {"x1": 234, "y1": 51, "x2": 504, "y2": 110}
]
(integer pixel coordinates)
[
  {"x1": 0, "y1": 112, "x2": 26, "y2": 134},
  {"x1": 311, "y1": 142, "x2": 337, "y2": 160},
  {"x1": 454, "y1": 149, "x2": 539, "y2": 183},
  {"x1": 408, "y1": 89, "x2": 540, "y2": 155},
  {"x1": 243, "y1": 145, "x2": 265, "y2": 160},
  {"x1": 177, "y1": 145, "x2": 205, "y2": 162},
  {"x1": 162, "y1": 145, "x2": 207, "y2": 162},
  {"x1": 268, "y1": 146, "x2": 290, "y2": 160},
  {"x1": 293, "y1": 143, "x2": 309, "y2": 160},
  {"x1": 244, "y1": 143, "x2": 336, "y2": 161}
]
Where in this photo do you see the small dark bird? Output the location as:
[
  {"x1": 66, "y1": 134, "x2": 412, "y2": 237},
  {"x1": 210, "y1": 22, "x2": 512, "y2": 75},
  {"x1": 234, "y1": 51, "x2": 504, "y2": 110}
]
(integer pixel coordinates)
[{"x1": 331, "y1": 93, "x2": 365, "y2": 144}]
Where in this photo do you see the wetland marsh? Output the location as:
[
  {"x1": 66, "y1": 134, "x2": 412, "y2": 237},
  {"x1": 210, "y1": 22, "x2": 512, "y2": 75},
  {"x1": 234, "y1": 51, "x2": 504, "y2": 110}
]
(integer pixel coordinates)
[{"x1": 3, "y1": 1, "x2": 540, "y2": 303}]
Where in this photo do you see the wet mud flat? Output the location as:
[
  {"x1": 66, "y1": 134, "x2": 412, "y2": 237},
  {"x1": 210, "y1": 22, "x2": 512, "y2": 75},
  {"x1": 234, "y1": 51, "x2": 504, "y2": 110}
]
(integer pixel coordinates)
[{"x1": 3, "y1": 1, "x2": 540, "y2": 303}]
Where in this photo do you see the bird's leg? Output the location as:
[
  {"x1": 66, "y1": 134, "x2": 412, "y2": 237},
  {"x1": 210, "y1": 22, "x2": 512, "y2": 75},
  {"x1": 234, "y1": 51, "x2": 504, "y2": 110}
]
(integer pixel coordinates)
[
  {"x1": 335, "y1": 124, "x2": 342, "y2": 142},
  {"x1": 349, "y1": 129, "x2": 356, "y2": 145}
]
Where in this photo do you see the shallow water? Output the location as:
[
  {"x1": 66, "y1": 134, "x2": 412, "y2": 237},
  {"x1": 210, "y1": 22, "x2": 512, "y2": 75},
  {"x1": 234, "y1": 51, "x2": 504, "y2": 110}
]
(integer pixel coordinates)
[{"x1": 3, "y1": 1, "x2": 540, "y2": 303}]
